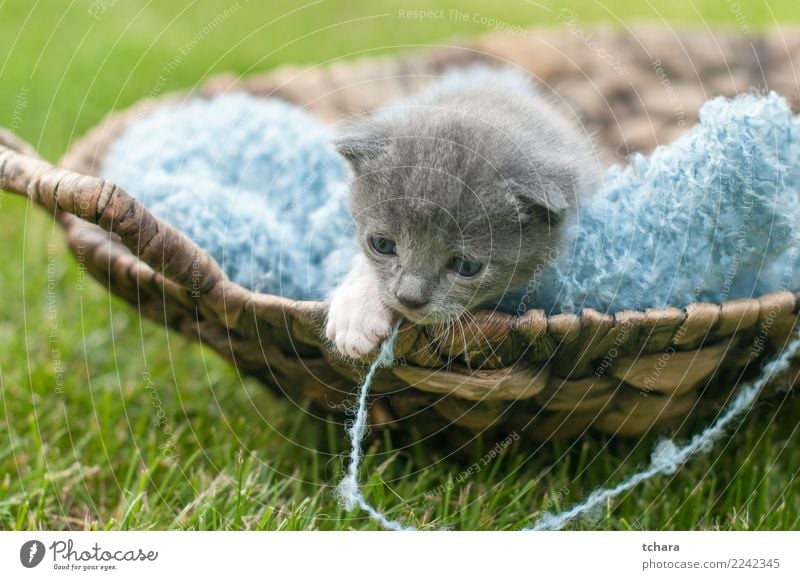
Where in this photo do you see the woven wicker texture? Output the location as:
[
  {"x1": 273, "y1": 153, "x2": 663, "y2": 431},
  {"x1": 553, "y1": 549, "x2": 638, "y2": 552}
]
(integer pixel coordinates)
[{"x1": 2, "y1": 25, "x2": 800, "y2": 445}]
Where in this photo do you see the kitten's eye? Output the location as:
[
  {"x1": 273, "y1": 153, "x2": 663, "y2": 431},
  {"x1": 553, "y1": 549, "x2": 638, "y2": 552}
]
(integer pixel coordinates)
[
  {"x1": 450, "y1": 256, "x2": 482, "y2": 277},
  {"x1": 368, "y1": 235, "x2": 397, "y2": 256}
]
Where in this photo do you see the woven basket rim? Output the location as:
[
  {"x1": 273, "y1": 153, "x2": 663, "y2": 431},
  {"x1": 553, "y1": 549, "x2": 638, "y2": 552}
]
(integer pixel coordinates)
[{"x1": 3, "y1": 25, "x2": 800, "y2": 442}]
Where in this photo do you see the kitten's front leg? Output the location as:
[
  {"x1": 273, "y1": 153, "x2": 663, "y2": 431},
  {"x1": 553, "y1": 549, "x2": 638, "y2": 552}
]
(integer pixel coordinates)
[{"x1": 326, "y1": 254, "x2": 395, "y2": 359}]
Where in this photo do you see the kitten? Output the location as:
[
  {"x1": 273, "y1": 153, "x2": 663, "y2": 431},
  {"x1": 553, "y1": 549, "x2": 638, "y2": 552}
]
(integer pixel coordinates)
[{"x1": 326, "y1": 67, "x2": 600, "y2": 358}]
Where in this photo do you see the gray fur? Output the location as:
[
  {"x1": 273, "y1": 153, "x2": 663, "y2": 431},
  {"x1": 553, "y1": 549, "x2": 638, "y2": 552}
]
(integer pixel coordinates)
[{"x1": 335, "y1": 69, "x2": 601, "y2": 324}]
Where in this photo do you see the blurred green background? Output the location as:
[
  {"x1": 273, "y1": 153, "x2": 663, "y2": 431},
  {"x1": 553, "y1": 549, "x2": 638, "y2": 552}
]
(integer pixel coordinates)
[{"x1": 1, "y1": 0, "x2": 799, "y2": 530}]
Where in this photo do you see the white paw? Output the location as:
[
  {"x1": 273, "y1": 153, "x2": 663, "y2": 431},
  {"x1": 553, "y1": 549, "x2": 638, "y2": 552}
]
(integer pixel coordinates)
[{"x1": 326, "y1": 290, "x2": 394, "y2": 359}]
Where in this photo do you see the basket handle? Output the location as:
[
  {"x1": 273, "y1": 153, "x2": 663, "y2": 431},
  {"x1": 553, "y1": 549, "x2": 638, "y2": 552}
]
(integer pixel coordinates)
[{"x1": 0, "y1": 128, "x2": 227, "y2": 294}]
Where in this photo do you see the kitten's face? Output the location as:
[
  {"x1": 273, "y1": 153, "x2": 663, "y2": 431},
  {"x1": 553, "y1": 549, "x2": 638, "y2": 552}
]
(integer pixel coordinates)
[
  {"x1": 347, "y1": 159, "x2": 562, "y2": 324},
  {"x1": 337, "y1": 112, "x2": 579, "y2": 324},
  {"x1": 353, "y1": 192, "x2": 558, "y2": 324}
]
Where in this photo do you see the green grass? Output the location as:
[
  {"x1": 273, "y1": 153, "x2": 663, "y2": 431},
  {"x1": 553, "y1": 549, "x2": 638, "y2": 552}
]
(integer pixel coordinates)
[{"x1": 2, "y1": 0, "x2": 800, "y2": 530}]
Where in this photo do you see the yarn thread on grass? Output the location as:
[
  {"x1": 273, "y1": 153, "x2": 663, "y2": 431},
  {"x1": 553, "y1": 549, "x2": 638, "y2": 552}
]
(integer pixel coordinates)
[
  {"x1": 338, "y1": 326, "x2": 800, "y2": 531},
  {"x1": 336, "y1": 321, "x2": 415, "y2": 531},
  {"x1": 528, "y1": 329, "x2": 800, "y2": 530}
]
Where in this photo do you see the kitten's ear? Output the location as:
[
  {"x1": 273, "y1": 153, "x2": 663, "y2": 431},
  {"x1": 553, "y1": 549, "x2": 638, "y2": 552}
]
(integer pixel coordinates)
[
  {"x1": 333, "y1": 135, "x2": 388, "y2": 173},
  {"x1": 503, "y1": 176, "x2": 572, "y2": 225}
]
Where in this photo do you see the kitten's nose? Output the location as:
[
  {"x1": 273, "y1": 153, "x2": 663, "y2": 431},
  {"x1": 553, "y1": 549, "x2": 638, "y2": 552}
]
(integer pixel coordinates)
[
  {"x1": 395, "y1": 273, "x2": 431, "y2": 310},
  {"x1": 395, "y1": 293, "x2": 429, "y2": 310}
]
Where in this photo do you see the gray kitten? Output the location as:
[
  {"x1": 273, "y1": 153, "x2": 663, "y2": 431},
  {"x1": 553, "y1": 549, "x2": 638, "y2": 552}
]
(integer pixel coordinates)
[{"x1": 326, "y1": 67, "x2": 600, "y2": 358}]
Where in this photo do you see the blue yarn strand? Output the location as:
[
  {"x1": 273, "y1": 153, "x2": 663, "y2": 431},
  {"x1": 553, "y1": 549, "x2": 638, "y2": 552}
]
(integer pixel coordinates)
[
  {"x1": 338, "y1": 325, "x2": 800, "y2": 532},
  {"x1": 527, "y1": 330, "x2": 800, "y2": 531},
  {"x1": 336, "y1": 320, "x2": 415, "y2": 531}
]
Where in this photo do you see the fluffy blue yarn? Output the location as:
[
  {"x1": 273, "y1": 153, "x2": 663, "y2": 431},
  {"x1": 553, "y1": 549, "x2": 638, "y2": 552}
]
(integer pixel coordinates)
[
  {"x1": 420, "y1": 68, "x2": 800, "y2": 312},
  {"x1": 495, "y1": 90, "x2": 800, "y2": 314},
  {"x1": 102, "y1": 93, "x2": 356, "y2": 300},
  {"x1": 102, "y1": 87, "x2": 800, "y2": 314}
]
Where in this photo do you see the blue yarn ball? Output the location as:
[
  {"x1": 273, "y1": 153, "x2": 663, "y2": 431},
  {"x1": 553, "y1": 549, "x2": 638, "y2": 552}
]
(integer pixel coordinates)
[
  {"x1": 103, "y1": 87, "x2": 800, "y2": 314},
  {"x1": 102, "y1": 93, "x2": 356, "y2": 299},
  {"x1": 494, "y1": 91, "x2": 800, "y2": 314}
]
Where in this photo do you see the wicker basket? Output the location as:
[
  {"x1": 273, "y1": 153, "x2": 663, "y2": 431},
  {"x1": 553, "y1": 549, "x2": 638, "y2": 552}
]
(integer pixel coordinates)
[{"x1": 3, "y1": 25, "x2": 800, "y2": 445}]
